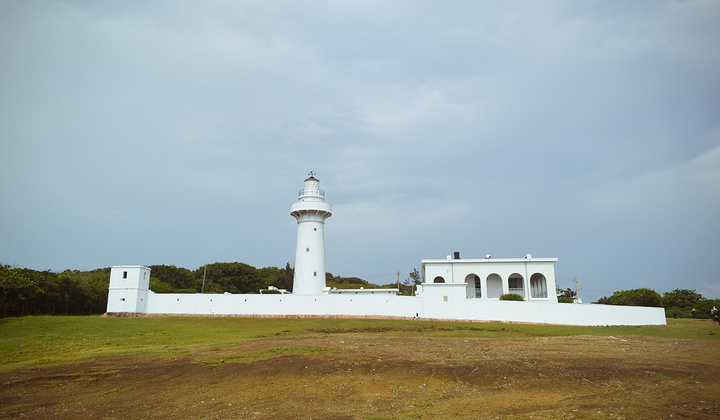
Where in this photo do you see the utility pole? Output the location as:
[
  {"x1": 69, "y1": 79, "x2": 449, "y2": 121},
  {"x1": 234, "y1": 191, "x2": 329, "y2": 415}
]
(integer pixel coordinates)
[
  {"x1": 574, "y1": 276, "x2": 579, "y2": 303},
  {"x1": 397, "y1": 270, "x2": 400, "y2": 290},
  {"x1": 201, "y1": 264, "x2": 207, "y2": 294}
]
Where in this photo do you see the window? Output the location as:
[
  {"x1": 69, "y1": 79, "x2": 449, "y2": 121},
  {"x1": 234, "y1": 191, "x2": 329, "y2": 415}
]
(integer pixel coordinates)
[
  {"x1": 306, "y1": 248, "x2": 310, "y2": 252},
  {"x1": 123, "y1": 271, "x2": 128, "y2": 279},
  {"x1": 433, "y1": 276, "x2": 445, "y2": 283},
  {"x1": 313, "y1": 271, "x2": 317, "y2": 277},
  {"x1": 508, "y1": 275, "x2": 524, "y2": 291},
  {"x1": 314, "y1": 228, "x2": 317, "y2": 231}
]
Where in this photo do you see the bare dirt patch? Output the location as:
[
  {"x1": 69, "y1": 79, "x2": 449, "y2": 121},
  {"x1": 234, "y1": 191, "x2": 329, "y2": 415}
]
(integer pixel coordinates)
[{"x1": 2, "y1": 334, "x2": 719, "y2": 419}]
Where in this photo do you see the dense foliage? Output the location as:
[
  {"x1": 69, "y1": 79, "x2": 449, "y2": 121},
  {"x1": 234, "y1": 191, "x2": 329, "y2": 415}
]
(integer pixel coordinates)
[
  {"x1": 596, "y1": 288, "x2": 663, "y2": 307},
  {"x1": 660, "y1": 288, "x2": 719, "y2": 319},
  {"x1": 326, "y1": 272, "x2": 403, "y2": 294},
  {"x1": 189, "y1": 263, "x2": 290, "y2": 295},
  {"x1": 0, "y1": 262, "x2": 297, "y2": 317},
  {"x1": 499, "y1": 293, "x2": 525, "y2": 301},
  {"x1": 557, "y1": 287, "x2": 576, "y2": 303},
  {"x1": 0, "y1": 265, "x2": 109, "y2": 317},
  {"x1": 595, "y1": 287, "x2": 720, "y2": 319}
]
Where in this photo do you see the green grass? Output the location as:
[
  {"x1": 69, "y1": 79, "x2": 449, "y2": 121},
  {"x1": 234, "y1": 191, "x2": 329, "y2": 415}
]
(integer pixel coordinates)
[
  {"x1": 1, "y1": 316, "x2": 717, "y2": 372},
  {"x1": 0, "y1": 316, "x2": 313, "y2": 372}
]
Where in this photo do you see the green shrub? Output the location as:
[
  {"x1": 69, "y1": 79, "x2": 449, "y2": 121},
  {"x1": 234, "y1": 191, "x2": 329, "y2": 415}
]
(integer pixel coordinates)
[
  {"x1": 596, "y1": 288, "x2": 663, "y2": 307},
  {"x1": 175, "y1": 288, "x2": 197, "y2": 294},
  {"x1": 558, "y1": 296, "x2": 573, "y2": 303},
  {"x1": 499, "y1": 293, "x2": 524, "y2": 301},
  {"x1": 665, "y1": 307, "x2": 691, "y2": 319},
  {"x1": 662, "y1": 289, "x2": 704, "y2": 309},
  {"x1": 149, "y1": 278, "x2": 173, "y2": 293},
  {"x1": 260, "y1": 289, "x2": 282, "y2": 294}
]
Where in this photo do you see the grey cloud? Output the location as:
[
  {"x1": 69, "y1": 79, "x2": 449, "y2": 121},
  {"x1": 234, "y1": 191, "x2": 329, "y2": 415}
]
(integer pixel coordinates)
[{"x1": 1, "y1": 0, "x2": 718, "y2": 300}]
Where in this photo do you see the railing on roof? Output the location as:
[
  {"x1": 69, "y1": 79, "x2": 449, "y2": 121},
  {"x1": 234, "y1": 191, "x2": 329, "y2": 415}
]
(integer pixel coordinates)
[{"x1": 298, "y1": 188, "x2": 325, "y2": 198}]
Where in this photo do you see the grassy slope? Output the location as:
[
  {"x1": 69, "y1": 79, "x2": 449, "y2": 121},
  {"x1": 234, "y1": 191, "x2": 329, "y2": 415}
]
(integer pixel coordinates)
[{"x1": 1, "y1": 316, "x2": 718, "y2": 372}]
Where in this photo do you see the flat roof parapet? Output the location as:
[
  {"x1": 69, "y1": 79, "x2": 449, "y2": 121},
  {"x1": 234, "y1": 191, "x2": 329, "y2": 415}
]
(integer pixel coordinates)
[{"x1": 422, "y1": 258, "x2": 558, "y2": 263}]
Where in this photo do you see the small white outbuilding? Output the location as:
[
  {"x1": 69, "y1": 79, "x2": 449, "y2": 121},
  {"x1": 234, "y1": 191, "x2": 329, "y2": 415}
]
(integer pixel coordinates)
[{"x1": 106, "y1": 265, "x2": 151, "y2": 314}]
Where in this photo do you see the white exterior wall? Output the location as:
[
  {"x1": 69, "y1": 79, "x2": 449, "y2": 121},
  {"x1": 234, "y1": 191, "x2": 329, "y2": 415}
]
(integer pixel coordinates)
[
  {"x1": 422, "y1": 258, "x2": 558, "y2": 303},
  {"x1": 105, "y1": 260, "x2": 666, "y2": 325},
  {"x1": 128, "y1": 292, "x2": 665, "y2": 326},
  {"x1": 107, "y1": 266, "x2": 150, "y2": 313},
  {"x1": 418, "y1": 283, "x2": 467, "y2": 301}
]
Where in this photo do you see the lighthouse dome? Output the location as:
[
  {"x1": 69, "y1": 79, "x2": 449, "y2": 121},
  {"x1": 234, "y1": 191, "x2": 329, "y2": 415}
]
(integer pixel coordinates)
[
  {"x1": 298, "y1": 171, "x2": 325, "y2": 200},
  {"x1": 304, "y1": 175, "x2": 319, "y2": 190}
]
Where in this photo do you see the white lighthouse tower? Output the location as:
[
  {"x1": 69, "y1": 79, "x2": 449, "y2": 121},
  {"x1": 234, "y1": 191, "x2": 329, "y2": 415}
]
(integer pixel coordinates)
[{"x1": 290, "y1": 172, "x2": 332, "y2": 295}]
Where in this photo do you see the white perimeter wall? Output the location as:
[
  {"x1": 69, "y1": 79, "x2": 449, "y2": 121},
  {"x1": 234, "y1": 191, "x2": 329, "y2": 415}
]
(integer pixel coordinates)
[{"x1": 132, "y1": 292, "x2": 666, "y2": 326}]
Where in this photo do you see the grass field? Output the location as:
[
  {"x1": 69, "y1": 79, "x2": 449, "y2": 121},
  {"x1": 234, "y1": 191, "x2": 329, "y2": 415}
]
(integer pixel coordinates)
[
  {"x1": 2, "y1": 316, "x2": 719, "y2": 419},
  {"x1": 1, "y1": 315, "x2": 717, "y2": 372}
]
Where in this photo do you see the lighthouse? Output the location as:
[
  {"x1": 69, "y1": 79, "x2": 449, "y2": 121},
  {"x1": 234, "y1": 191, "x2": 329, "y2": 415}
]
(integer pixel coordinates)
[{"x1": 290, "y1": 172, "x2": 332, "y2": 295}]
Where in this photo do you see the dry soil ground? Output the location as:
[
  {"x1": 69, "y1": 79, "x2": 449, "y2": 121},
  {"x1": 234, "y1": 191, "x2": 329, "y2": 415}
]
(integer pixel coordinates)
[{"x1": 2, "y1": 333, "x2": 719, "y2": 419}]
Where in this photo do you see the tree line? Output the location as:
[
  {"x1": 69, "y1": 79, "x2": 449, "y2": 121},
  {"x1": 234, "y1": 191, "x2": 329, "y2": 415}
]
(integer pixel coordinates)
[
  {"x1": 0, "y1": 262, "x2": 388, "y2": 317},
  {"x1": 595, "y1": 287, "x2": 719, "y2": 319},
  {"x1": 2, "y1": 263, "x2": 717, "y2": 319},
  {"x1": 0, "y1": 265, "x2": 110, "y2": 317}
]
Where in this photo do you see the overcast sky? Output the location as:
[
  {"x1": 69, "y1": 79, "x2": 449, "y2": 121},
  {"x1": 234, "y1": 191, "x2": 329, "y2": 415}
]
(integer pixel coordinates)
[{"x1": 1, "y1": 1, "x2": 718, "y2": 302}]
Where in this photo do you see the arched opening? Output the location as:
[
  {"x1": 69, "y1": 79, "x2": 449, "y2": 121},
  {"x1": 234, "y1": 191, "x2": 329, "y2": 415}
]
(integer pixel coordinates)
[
  {"x1": 530, "y1": 273, "x2": 548, "y2": 298},
  {"x1": 464, "y1": 274, "x2": 481, "y2": 298},
  {"x1": 508, "y1": 273, "x2": 525, "y2": 297},
  {"x1": 486, "y1": 274, "x2": 502, "y2": 299},
  {"x1": 433, "y1": 276, "x2": 445, "y2": 283}
]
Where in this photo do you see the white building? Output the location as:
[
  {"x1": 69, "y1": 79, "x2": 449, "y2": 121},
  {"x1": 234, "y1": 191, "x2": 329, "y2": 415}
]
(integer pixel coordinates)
[
  {"x1": 104, "y1": 175, "x2": 666, "y2": 326},
  {"x1": 418, "y1": 253, "x2": 558, "y2": 303},
  {"x1": 106, "y1": 265, "x2": 151, "y2": 314}
]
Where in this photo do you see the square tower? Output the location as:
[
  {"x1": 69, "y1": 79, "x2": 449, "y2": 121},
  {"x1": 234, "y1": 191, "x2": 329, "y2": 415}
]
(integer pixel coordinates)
[{"x1": 106, "y1": 265, "x2": 151, "y2": 313}]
